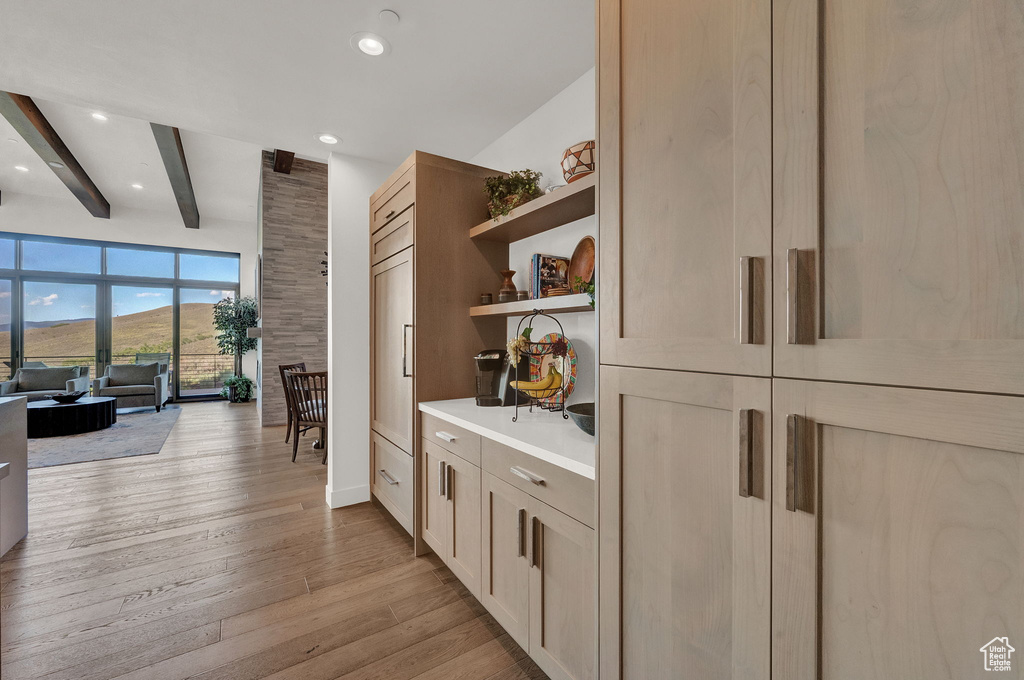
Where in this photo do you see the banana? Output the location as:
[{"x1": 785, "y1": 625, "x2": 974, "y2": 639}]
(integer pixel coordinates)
[{"x1": 511, "y1": 365, "x2": 563, "y2": 398}]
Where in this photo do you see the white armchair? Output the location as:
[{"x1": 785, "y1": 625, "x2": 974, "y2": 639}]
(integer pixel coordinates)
[{"x1": 92, "y1": 363, "x2": 169, "y2": 412}]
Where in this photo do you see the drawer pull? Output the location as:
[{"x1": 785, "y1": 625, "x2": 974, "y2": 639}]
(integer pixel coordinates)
[
  {"x1": 378, "y1": 469, "x2": 399, "y2": 486},
  {"x1": 438, "y1": 459, "x2": 446, "y2": 497},
  {"x1": 385, "y1": 209, "x2": 396, "y2": 219},
  {"x1": 517, "y1": 508, "x2": 527, "y2": 557},
  {"x1": 510, "y1": 466, "x2": 545, "y2": 486},
  {"x1": 435, "y1": 431, "x2": 458, "y2": 443}
]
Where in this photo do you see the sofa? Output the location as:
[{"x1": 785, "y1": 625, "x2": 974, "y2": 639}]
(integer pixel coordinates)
[
  {"x1": 92, "y1": 363, "x2": 169, "y2": 412},
  {"x1": 0, "y1": 366, "x2": 91, "y2": 401}
]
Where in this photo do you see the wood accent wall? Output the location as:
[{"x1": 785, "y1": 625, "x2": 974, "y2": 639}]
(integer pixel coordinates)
[{"x1": 258, "y1": 150, "x2": 328, "y2": 427}]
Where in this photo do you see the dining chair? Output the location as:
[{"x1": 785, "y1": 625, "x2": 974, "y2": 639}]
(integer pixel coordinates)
[
  {"x1": 283, "y1": 370, "x2": 328, "y2": 464},
  {"x1": 278, "y1": 362, "x2": 306, "y2": 443}
]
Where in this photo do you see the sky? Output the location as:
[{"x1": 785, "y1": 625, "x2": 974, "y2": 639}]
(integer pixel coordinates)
[{"x1": 0, "y1": 237, "x2": 239, "y2": 324}]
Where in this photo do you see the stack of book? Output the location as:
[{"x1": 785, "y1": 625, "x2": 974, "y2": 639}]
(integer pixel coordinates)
[{"x1": 530, "y1": 253, "x2": 570, "y2": 299}]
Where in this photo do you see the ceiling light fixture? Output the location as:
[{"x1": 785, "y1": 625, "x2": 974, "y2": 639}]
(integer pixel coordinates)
[
  {"x1": 318, "y1": 134, "x2": 339, "y2": 145},
  {"x1": 350, "y1": 32, "x2": 391, "y2": 57},
  {"x1": 91, "y1": 112, "x2": 108, "y2": 121},
  {"x1": 14, "y1": 165, "x2": 28, "y2": 172},
  {"x1": 48, "y1": 161, "x2": 65, "y2": 169},
  {"x1": 131, "y1": 183, "x2": 144, "y2": 189}
]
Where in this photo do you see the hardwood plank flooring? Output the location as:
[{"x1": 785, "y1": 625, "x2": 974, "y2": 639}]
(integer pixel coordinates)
[{"x1": 1, "y1": 402, "x2": 546, "y2": 680}]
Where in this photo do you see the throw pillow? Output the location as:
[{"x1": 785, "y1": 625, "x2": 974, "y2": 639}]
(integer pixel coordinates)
[{"x1": 108, "y1": 362, "x2": 159, "y2": 387}]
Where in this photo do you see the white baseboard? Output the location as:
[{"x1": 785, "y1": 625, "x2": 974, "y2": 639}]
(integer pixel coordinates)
[{"x1": 325, "y1": 483, "x2": 371, "y2": 509}]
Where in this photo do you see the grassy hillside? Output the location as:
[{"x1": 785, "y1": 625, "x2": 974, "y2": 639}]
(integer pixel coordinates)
[{"x1": 0, "y1": 303, "x2": 225, "y2": 360}]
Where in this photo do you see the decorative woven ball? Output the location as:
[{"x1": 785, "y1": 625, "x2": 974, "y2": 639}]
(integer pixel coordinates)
[{"x1": 561, "y1": 140, "x2": 596, "y2": 184}]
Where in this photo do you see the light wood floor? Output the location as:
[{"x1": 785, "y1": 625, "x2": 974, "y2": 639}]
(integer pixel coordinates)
[{"x1": 1, "y1": 401, "x2": 547, "y2": 680}]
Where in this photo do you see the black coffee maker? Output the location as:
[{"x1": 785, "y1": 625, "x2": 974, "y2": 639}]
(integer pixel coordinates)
[
  {"x1": 474, "y1": 350, "x2": 508, "y2": 406},
  {"x1": 475, "y1": 349, "x2": 530, "y2": 407}
]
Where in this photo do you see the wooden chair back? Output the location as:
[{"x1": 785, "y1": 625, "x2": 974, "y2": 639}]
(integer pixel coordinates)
[
  {"x1": 278, "y1": 362, "x2": 306, "y2": 412},
  {"x1": 283, "y1": 370, "x2": 327, "y2": 426}
]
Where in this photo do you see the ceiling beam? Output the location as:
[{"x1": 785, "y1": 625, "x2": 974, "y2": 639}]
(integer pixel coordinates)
[
  {"x1": 151, "y1": 123, "x2": 200, "y2": 229},
  {"x1": 273, "y1": 149, "x2": 295, "y2": 174},
  {"x1": 0, "y1": 92, "x2": 111, "y2": 218}
]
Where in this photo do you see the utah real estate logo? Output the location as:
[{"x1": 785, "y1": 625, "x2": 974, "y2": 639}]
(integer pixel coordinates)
[{"x1": 980, "y1": 637, "x2": 1015, "y2": 672}]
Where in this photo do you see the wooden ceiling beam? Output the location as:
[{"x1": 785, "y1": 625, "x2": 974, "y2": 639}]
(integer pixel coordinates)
[
  {"x1": 273, "y1": 149, "x2": 295, "y2": 174},
  {"x1": 151, "y1": 123, "x2": 200, "y2": 229},
  {"x1": 0, "y1": 91, "x2": 111, "y2": 218}
]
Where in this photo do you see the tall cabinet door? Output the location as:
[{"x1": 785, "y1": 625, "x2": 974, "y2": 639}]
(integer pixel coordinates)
[
  {"x1": 773, "y1": 0, "x2": 1024, "y2": 394},
  {"x1": 445, "y1": 452, "x2": 481, "y2": 599},
  {"x1": 481, "y1": 472, "x2": 532, "y2": 650},
  {"x1": 599, "y1": 0, "x2": 772, "y2": 376},
  {"x1": 370, "y1": 247, "x2": 414, "y2": 453},
  {"x1": 529, "y1": 498, "x2": 596, "y2": 680},
  {"x1": 599, "y1": 366, "x2": 771, "y2": 680},
  {"x1": 772, "y1": 379, "x2": 1024, "y2": 680}
]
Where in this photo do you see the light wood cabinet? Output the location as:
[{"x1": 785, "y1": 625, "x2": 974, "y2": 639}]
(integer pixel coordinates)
[
  {"x1": 419, "y1": 438, "x2": 482, "y2": 598},
  {"x1": 772, "y1": 379, "x2": 1024, "y2": 680},
  {"x1": 528, "y1": 496, "x2": 596, "y2": 680},
  {"x1": 773, "y1": 0, "x2": 1024, "y2": 395},
  {"x1": 599, "y1": 366, "x2": 771, "y2": 680},
  {"x1": 368, "y1": 152, "x2": 507, "y2": 545},
  {"x1": 371, "y1": 248, "x2": 414, "y2": 454},
  {"x1": 444, "y1": 449, "x2": 482, "y2": 598},
  {"x1": 481, "y1": 471, "x2": 532, "y2": 649},
  {"x1": 598, "y1": 0, "x2": 772, "y2": 377},
  {"x1": 481, "y1": 470, "x2": 597, "y2": 680},
  {"x1": 420, "y1": 439, "x2": 447, "y2": 555}
]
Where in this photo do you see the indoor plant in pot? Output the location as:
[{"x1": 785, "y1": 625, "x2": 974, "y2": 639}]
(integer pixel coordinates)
[
  {"x1": 212, "y1": 295, "x2": 259, "y2": 403},
  {"x1": 484, "y1": 169, "x2": 543, "y2": 220}
]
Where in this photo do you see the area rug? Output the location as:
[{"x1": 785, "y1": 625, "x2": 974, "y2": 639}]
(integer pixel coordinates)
[{"x1": 28, "y1": 405, "x2": 182, "y2": 469}]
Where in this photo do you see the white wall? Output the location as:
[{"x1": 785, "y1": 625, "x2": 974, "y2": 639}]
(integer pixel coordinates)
[
  {"x1": 325, "y1": 152, "x2": 392, "y2": 509},
  {"x1": 469, "y1": 68, "x2": 597, "y2": 403},
  {"x1": 0, "y1": 190, "x2": 259, "y2": 379}
]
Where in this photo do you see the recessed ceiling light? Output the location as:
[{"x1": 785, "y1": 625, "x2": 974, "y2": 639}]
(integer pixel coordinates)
[
  {"x1": 378, "y1": 9, "x2": 400, "y2": 26},
  {"x1": 131, "y1": 183, "x2": 144, "y2": 189},
  {"x1": 14, "y1": 165, "x2": 28, "y2": 172},
  {"x1": 6, "y1": 138, "x2": 18, "y2": 144},
  {"x1": 48, "y1": 161, "x2": 65, "y2": 169},
  {"x1": 350, "y1": 32, "x2": 390, "y2": 57},
  {"x1": 318, "y1": 134, "x2": 339, "y2": 145},
  {"x1": 91, "y1": 112, "x2": 108, "y2": 121}
]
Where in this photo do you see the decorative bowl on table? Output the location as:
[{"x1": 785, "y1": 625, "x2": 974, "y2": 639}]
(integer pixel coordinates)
[
  {"x1": 52, "y1": 391, "x2": 87, "y2": 404},
  {"x1": 566, "y1": 402, "x2": 595, "y2": 436}
]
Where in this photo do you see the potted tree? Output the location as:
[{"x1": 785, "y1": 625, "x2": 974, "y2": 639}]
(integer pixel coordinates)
[{"x1": 212, "y1": 296, "x2": 259, "y2": 403}]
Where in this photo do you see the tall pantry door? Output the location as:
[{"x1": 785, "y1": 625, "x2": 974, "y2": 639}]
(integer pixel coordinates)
[
  {"x1": 599, "y1": 0, "x2": 772, "y2": 376},
  {"x1": 370, "y1": 247, "x2": 414, "y2": 453},
  {"x1": 773, "y1": 0, "x2": 1024, "y2": 394}
]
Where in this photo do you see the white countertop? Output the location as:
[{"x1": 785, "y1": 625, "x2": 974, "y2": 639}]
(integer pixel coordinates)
[{"x1": 419, "y1": 398, "x2": 596, "y2": 479}]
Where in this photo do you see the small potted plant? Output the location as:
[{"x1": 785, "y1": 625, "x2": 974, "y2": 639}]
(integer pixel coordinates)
[
  {"x1": 484, "y1": 169, "x2": 543, "y2": 220},
  {"x1": 221, "y1": 375, "x2": 255, "y2": 403}
]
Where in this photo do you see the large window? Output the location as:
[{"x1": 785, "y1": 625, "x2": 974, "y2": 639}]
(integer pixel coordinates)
[{"x1": 0, "y1": 232, "x2": 242, "y2": 399}]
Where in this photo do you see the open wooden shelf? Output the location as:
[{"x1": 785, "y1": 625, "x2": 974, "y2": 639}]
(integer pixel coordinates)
[
  {"x1": 470, "y1": 293, "x2": 595, "y2": 318},
  {"x1": 470, "y1": 174, "x2": 596, "y2": 244}
]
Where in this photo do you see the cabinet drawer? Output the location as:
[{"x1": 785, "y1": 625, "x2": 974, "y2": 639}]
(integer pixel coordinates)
[
  {"x1": 371, "y1": 210, "x2": 413, "y2": 265},
  {"x1": 371, "y1": 432, "x2": 414, "y2": 536},
  {"x1": 482, "y1": 438, "x2": 594, "y2": 528},
  {"x1": 421, "y1": 412, "x2": 481, "y2": 467},
  {"x1": 371, "y1": 168, "x2": 415, "y2": 234}
]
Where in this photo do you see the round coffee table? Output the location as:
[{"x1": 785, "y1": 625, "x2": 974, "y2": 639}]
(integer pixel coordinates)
[{"x1": 26, "y1": 397, "x2": 117, "y2": 438}]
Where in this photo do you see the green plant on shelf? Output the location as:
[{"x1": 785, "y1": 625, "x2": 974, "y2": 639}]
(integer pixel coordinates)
[
  {"x1": 572, "y1": 276, "x2": 596, "y2": 308},
  {"x1": 484, "y1": 169, "x2": 543, "y2": 220}
]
